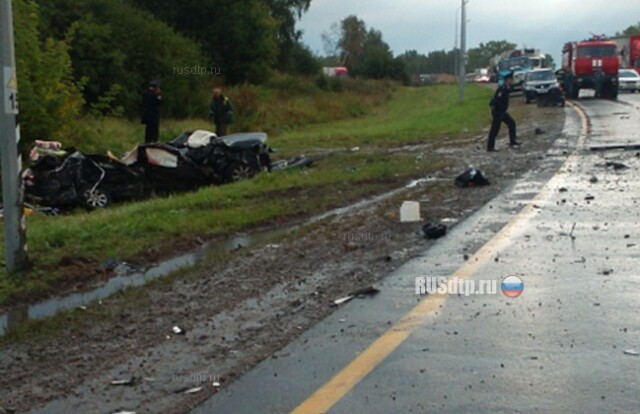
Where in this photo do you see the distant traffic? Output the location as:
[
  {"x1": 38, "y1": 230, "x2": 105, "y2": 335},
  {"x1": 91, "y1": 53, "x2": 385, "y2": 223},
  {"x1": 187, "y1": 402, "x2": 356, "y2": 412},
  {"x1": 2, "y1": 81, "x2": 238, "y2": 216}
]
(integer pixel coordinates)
[{"x1": 466, "y1": 34, "x2": 640, "y2": 101}]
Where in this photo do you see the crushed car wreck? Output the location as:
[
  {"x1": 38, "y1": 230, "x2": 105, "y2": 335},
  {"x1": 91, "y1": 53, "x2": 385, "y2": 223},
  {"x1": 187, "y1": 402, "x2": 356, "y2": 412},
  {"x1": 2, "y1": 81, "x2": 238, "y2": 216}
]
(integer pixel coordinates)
[{"x1": 24, "y1": 131, "x2": 272, "y2": 209}]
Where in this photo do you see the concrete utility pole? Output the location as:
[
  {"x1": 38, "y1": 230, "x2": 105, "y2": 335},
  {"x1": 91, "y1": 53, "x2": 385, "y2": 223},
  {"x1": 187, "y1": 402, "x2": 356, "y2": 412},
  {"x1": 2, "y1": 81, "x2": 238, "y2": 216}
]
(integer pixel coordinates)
[
  {"x1": 0, "y1": 0, "x2": 28, "y2": 273},
  {"x1": 458, "y1": 0, "x2": 468, "y2": 103},
  {"x1": 454, "y1": 8, "x2": 459, "y2": 77}
]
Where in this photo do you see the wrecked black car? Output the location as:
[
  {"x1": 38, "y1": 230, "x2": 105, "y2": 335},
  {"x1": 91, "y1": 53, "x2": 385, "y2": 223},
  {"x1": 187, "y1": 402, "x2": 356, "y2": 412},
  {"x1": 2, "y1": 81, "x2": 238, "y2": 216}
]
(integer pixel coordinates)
[
  {"x1": 24, "y1": 151, "x2": 144, "y2": 209},
  {"x1": 24, "y1": 131, "x2": 272, "y2": 209},
  {"x1": 165, "y1": 130, "x2": 272, "y2": 184}
]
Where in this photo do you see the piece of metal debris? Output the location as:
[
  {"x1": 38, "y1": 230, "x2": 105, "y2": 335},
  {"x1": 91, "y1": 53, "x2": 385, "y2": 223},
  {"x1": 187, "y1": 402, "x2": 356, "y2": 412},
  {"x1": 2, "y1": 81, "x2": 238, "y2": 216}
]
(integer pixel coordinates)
[
  {"x1": 333, "y1": 286, "x2": 380, "y2": 306},
  {"x1": 334, "y1": 296, "x2": 353, "y2": 306},
  {"x1": 172, "y1": 326, "x2": 186, "y2": 335},
  {"x1": 623, "y1": 349, "x2": 639, "y2": 356},
  {"x1": 185, "y1": 387, "x2": 203, "y2": 394},
  {"x1": 111, "y1": 377, "x2": 135, "y2": 386}
]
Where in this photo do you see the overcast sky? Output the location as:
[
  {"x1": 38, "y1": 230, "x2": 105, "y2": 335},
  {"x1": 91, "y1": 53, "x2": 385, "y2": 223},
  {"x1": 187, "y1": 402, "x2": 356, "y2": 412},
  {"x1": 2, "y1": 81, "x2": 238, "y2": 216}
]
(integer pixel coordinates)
[{"x1": 299, "y1": 0, "x2": 638, "y2": 65}]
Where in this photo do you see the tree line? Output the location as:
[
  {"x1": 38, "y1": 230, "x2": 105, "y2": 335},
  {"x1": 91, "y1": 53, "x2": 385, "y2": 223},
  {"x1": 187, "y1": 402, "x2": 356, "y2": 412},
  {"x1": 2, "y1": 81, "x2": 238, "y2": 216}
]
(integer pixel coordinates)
[
  {"x1": 13, "y1": 0, "x2": 640, "y2": 149},
  {"x1": 14, "y1": 0, "x2": 319, "y2": 146}
]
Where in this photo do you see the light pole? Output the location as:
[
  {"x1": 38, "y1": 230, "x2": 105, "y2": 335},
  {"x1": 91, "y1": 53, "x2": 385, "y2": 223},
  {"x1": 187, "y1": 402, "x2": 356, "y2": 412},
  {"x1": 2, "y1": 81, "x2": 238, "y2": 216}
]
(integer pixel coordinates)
[
  {"x1": 0, "y1": 0, "x2": 28, "y2": 273},
  {"x1": 454, "y1": 8, "x2": 459, "y2": 76},
  {"x1": 458, "y1": 0, "x2": 468, "y2": 103}
]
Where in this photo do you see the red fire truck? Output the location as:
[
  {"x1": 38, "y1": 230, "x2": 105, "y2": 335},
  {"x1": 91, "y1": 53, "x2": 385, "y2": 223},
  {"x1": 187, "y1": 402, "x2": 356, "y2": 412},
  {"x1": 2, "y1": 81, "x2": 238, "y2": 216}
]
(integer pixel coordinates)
[
  {"x1": 610, "y1": 35, "x2": 640, "y2": 71},
  {"x1": 562, "y1": 36, "x2": 619, "y2": 99}
]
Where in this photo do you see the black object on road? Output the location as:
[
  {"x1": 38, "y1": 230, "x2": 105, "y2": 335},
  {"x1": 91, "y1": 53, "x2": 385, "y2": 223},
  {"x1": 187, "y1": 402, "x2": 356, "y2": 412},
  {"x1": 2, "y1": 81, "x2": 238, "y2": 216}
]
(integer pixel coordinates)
[
  {"x1": 422, "y1": 222, "x2": 448, "y2": 240},
  {"x1": 455, "y1": 168, "x2": 490, "y2": 188}
]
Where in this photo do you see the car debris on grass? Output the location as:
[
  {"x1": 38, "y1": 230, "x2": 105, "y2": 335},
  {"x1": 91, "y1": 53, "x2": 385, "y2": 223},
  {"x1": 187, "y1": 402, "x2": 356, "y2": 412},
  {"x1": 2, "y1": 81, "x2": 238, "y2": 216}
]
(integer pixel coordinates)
[{"x1": 24, "y1": 131, "x2": 272, "y2": 210}]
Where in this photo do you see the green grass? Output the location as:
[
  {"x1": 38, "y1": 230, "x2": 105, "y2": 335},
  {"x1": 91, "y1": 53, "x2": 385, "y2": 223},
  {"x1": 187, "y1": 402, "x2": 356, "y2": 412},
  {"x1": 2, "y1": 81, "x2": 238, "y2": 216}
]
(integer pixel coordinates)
[
  {"x1": 64, "y1": 75, "x2": 394, "y2": 156},
  {"x1": 273, "y1": 84, "x2": 491, "y2": 154},
  {"x1": 0, "y1": 83, "x2": 492, "y2": 308}
]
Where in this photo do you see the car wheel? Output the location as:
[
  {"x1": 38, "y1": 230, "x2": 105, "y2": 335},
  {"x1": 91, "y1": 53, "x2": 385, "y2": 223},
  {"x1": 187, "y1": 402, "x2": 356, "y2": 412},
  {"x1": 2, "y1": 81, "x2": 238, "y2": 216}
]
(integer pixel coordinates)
[
  {"x1": 226, "y1": 162, "x2": 254, "y2": 183},
  {"x1": 80, "y1": 186, "x2": 112, "y2": 209}
]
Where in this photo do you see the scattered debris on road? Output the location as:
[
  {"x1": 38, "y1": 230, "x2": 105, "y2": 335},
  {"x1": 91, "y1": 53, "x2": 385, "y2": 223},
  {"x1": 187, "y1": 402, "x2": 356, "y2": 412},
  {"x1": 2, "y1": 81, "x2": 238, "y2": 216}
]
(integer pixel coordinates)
[
  {"x1": 455, "y1": 168, "x2": 490, "y2": 188},
  {"x1": 184, "y1": 387, "x2": 203, "y2": 395},
  {"x1": 110, "y1": 377, "x2": 136, "y2": 386},
  {"x1": 422, "y1": 222, "x2": 448, "y2": 240},
  {"x1": 333, "y1": 285, "x2": 380, "y2": 306},
  {"x1": 400, "y1": 201, "x2": 422, "y2": 222},
  {"x1": 350, "y1": 286, "x2": 380, "y2": 297},
  {"x1": 602, "y1": 161, "x2": 629, "y2": 171}
]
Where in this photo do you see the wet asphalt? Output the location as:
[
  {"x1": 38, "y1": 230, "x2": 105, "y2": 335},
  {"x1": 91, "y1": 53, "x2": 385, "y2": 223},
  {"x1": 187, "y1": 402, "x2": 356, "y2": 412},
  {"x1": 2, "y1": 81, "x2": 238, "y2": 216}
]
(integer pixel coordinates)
[{"x1": 193, "y1": 94, "x2": 640, "y2": 414}]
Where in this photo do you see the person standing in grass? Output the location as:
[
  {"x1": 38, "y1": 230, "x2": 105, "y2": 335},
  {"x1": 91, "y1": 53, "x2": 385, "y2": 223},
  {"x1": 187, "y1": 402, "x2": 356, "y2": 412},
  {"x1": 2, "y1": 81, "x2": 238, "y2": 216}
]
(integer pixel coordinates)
[
  {"x1": 209, "y1": 87, "x2": 233, "y2": 137},
  {"x1": 141, "y1": 80, "x2": 163, "y2": 143},
  {"x1": 487, "y1": 72, "x2": 521, "y2": 152}
]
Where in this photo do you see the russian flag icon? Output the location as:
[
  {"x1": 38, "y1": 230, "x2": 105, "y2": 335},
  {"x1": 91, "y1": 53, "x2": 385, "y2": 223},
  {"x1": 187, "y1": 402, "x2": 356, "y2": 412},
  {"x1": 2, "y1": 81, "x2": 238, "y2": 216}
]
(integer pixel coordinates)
[{"x1": 501, "y1": 276, "x2": 524, "y2": 298}]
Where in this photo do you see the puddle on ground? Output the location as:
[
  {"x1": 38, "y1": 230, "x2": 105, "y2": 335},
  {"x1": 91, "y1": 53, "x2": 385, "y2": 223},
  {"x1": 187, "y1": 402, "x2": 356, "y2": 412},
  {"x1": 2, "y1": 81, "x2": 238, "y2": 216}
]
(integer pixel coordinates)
[
  {"x1": 0, "y1": 229, "x2": 289, "y2": 336},
  {"x1": 0, "y1": 175, "x2": 433, "y2": 336}
]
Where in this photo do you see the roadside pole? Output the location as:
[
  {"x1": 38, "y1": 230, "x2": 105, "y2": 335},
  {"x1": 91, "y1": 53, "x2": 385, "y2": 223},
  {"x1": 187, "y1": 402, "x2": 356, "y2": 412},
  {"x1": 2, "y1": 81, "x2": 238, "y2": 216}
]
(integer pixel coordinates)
[
  {"x1": 454, "y1": 8, "x2": 459, "y2": 78},
  {"x1": 0, "y1": 0, "x2": 28, "y2": 273},
  {"x1": 458, "y1": 0, "x2": 468, "y2": 103}
]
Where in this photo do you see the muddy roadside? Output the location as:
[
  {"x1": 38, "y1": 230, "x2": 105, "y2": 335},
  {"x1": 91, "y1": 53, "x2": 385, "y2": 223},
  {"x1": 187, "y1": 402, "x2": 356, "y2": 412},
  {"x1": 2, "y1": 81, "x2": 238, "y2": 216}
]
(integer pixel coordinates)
[{"x1": 0, "y1": 101, "x2": 567, "y2": 414}]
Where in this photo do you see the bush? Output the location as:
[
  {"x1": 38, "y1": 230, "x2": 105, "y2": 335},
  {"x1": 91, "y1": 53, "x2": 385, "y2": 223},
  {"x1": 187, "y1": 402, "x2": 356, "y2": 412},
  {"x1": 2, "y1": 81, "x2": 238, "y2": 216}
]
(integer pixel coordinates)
[
  {"x1": 329, "y1": 77, "x2": 344, "y2": 92},
  {"x1": 315, "y1": 73, "x2": 330, "y2": 91},
  {"x1": 36, "y1": 0, "x2": 210, "y2": 119},
  {"x1": 14, "y1": 0, "x2": 84, "y2": 148},
  {"x1": 290, "y1": 43, "x2": 321, "y2": 76}
]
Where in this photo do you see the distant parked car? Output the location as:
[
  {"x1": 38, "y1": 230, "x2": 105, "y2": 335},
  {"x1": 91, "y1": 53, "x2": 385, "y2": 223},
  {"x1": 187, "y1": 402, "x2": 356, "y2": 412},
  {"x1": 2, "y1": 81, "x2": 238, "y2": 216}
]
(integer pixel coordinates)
[
  {"x1": 618, "y1": 69, "x2": 640, "y2": 93},
  {"x1": 522, "y1": 69, "x2": 562, "y2": 104}
]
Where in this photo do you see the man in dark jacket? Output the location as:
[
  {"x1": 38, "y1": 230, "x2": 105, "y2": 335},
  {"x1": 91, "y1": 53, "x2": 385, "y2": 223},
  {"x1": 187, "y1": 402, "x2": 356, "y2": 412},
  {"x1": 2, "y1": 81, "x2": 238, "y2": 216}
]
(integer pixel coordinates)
[
  {"x1": 141, "y1": 80, "x2": 162, "y2": 143},
  {"x1": 209, "y1": 87, "x2": 233, "y2": 137},
  {"x1": 487, "y1": 72, "x2": 521, "y2": 152}
]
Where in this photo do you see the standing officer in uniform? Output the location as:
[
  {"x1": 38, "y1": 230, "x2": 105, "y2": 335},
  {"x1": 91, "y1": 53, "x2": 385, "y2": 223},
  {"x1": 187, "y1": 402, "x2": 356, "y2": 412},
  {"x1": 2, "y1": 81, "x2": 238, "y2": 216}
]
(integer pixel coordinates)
[
  {"x1": 487, "y1": 72, "x2": 521, "y2": 152},
  {"x1": 209, "y1": 87, "x2": 233, "y2": 137},
  {"x1": 141, "y1": 80, "x2": 162, "y2": 143}
]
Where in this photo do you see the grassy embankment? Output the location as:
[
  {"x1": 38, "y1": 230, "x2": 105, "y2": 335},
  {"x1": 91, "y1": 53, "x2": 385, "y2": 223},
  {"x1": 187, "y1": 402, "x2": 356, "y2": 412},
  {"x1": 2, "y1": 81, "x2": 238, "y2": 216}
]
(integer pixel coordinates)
[{"x1": 0, "y1": 78, "x2": 492, "y2": 308}]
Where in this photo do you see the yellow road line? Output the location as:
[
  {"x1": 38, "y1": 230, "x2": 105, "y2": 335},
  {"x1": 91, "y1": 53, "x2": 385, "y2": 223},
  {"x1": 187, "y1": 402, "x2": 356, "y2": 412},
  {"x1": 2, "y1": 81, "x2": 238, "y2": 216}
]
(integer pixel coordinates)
[{"x1": 291, "y1": 105, "x2": 589, "y2": 414}]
